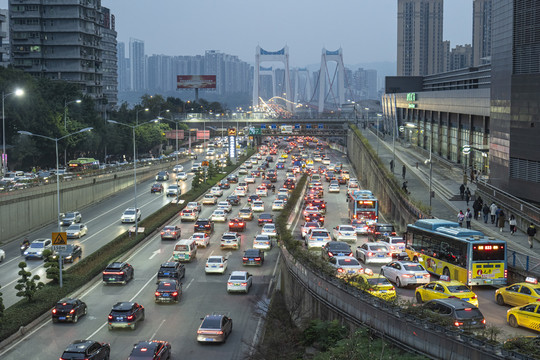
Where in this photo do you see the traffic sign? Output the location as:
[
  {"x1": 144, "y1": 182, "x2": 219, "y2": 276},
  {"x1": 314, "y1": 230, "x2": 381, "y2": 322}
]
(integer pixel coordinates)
[
  {"x1": 249, "y1": 128, "x2": 262, "y2": 135},
  {"x1": 52, "y1": 232, "x2": 67, "y2": 246},
  {"x1": 318, "y1": 124, "x2": 324, "y2": 129},
  {"x1": 261, "y1": 124, "x2": 266, "y2": 129},
  {"x1": 306, "y1": 124, "x2": 312, "y2": 129},
  {"x1": 228, "y1": 128, "x2": 237, "y2": 136},
  {"x1": 294, "y1": 124, "x2": 300, "y2": 129},
  {"x1": 53, "y1": 245, "x2": 67, "y2": 252},
  {"x1": 270, "y1": 124, "x2": 277, "y2": 129}
]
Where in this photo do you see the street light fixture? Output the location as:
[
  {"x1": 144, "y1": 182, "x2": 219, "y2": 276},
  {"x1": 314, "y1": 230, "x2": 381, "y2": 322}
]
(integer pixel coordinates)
[
  {"x1": 135, "y1": 107, "x2": 149, "y2": 126},
  {"x1": 18, "y1": 126, "x2": 93, "y2": 288},
  {"x1": 2, "y1": 88, "x2": 24, "y2": 175},
  {"x1": 63, "y1": 99, "x2": 82, "y2": 166},
  {"x1": 107, "y1": 118, "x2": 159, "y2": 237}
]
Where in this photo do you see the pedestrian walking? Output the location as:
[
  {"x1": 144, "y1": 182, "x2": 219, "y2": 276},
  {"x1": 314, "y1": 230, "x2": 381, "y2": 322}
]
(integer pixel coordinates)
[
  {"x1": 495, "y1": 207, "x2": 502, "y2": 226},
  {"x1": 464, "y1": 187, "x2": 471, "y2": 206},
  {"x1": 509, "y1": 215, "x2": 517, "y2": 235},
  {"x1": 465, "y1": 208, "x2": 473, "y2": 229},
  {"x1": 459, "y1": 183, "x2": 465, "y2": 200},
  {"x1": 390, "y1": 159, "x2": 395, "y2": 173},
  {"x1": 470, "y1": 169, "x2": 475, "y2": 183},
  {"x1": 482, "y1": 204, "x2": 490, "y2": 224},
  {"x1": 527, "y1": 223, "x2": 537, "y2": 249},
  {"x1": 402, "y1": 164, "x2": 406, "y2": 179},
  {"x1": 472, "y1": 199, "x2": 481, "y2": 220},
  {"x1": 490, "y1": 203, "x2": 497, "y2": 224},
  {"x1": 457, "y1": 210, "x2": 465, "y2": 227},
  {"x1": 498, "y1": 210, "x2": 506, "y2": 232}
]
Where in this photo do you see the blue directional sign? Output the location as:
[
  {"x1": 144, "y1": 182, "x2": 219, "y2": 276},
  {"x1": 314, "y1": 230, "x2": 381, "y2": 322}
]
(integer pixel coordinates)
[
  {"x1": 318, "y1": 124, "x2": 324, "y2": 129},
  {"x1": 294, "y1": 124, "x2": 300, "y2": 129},
  {"x1": 261, "y1": 124, "x2": 266, "y2": 129},
  {"x1": 270, "y1": 124, "x2": 277, "y2": 129},
  {"x1": 306, "y1": 124, "x2": 312, "y2": 129}
]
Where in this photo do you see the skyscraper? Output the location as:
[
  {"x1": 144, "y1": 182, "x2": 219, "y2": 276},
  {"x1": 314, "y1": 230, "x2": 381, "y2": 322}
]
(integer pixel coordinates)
[
  {"x1": 117, "y1": 42, "x2": 130, "y2": 92},
  {"x1": 101, "y1": 7, "x2": 117, "y2": 109},
  {"x1": 129, "y1": 38, "x2": 145, "y2": 91},
  {"x1": 472, "y1": 0, "x2": 492, "y2": 66},
  {"x1": 397, "y1": 0, "x2": 444, "y2": 76}
]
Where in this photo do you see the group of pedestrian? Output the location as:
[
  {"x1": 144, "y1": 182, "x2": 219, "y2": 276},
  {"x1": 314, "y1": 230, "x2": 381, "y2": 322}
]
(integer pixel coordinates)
[{"x1": 459, "y1": 183, "x2": 472, "y2": 205}]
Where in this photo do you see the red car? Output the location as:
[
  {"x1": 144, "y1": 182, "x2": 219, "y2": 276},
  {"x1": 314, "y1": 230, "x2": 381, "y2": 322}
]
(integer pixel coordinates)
[
  {"x1": 258, "y1": 213, "x2": 274, "y2": 226},
  {"x1": 305, "y1": 199, "x2": 327, "y2": 214},
  {"x1": 151, "y1": 183, "x2": 163, "y2": 193},
  {"x1": 228, "y1": 218, "x2": 246, "y2": 232}
]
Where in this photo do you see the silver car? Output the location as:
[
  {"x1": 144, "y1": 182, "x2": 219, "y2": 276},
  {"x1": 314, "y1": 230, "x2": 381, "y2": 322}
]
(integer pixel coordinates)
[
  {"x1": 66, "y1": 223, "x2": 88, "y2": 239},
  {"x1": 60, "y1": 211, "x2": 82, "y2": 226},
  {"x1": 226, "y1": 271, "x2": 253, "y2": 293},
  {"x1": 196, "y1": 314, "x2": 233, "y2": 343}
]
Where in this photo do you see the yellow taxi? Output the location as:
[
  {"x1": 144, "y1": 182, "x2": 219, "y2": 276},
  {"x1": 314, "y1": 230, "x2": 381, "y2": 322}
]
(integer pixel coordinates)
[
  {"x1": 507, "y1": 302, "x2": 540, "y2": 332},
  {"x1": 495, "y1": 277, "x2": 540, "y2": 307},
  {"x1": 347, "y1": 269, "x2": 397, "y2": 301},
  {"x1": 415, "y1": 276, "x2": 478, "y2": 307},
  {"x1": 281, "y1": 153, "x2": 288, "y2": 159}
]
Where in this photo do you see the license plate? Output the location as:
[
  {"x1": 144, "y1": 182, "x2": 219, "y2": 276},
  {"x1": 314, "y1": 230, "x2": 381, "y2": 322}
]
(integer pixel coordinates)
[
  {"x1": 377, "y1": 254, "x2": 385, "y2": 257},
  {"x1": 59, "y1": 317, "x2": 66, "y2": 320},
  {"x1": 462, "y1": 298, "x2": 469, "y2": 301},
  {"x1": 380, "y1": 290, "x2": 387, "y2": 293},
  {"x1": 471, "y1": 321, "x2": 477, "y2": 325},
  {"x1": 116, "y1": 317, "x2": 124, "y2": 321},
  {"x1": 226, "y1": 241, "x2": 231, "y2": 243},
  {"x1": 162, "y1": 293, "x2": 169, "y2": 297},
  {"x1": 415, "y1": 276, "x2": 423, "y2": 279},
  {"x1": 164, "y1": 273, "x2": 170, "y2": 275},
  {"x1": 249, "y1": 258, "x2": 254, "y2": 261},
  {"x1": 205, "y1": 338, "x2": 214, "y2": 342},
  {"x1": 109, "y1": 277, "x2": 115, "y2": 281},
  {"x1": 212, "y1": 265, "x2": 217, "y2": 268}
]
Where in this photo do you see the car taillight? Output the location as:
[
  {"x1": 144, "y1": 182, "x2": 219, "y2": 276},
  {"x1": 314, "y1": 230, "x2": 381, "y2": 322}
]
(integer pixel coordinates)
[
  {"x1": 423, "y1": 274, "x2": 430, "y2": 278},
  {"x1": 160, "y1": 232, "x2": 164, "y2": 235},
  {"x1": 454, "y1": 321, "x2": 463, "y2": 327},
  {"x1": 241, "y1": 282, "x2": 247, "y2": 286},
  {"x1": 108, "y1": 315, "x2": 113, "y2": 320},
  {"x1": 255, "y1": 257, "x2": 261, "y2": 261},
  {"x1": 172, "y1": 291, "x2": 178, "y2": 296},
  {"x1": 402, "y1": 274, "x2": 413, "y2": 278},
  {"x1": 69, "y1": 309, "x2": 75, "y2": 314},
  {"x1": 242, "y1": 257, "x2": 248, "y2": 261},
  {"x1": 127, "y1": 315, "x2": 134, "y2": 320},
  {"x1": 367, "y1": 252, "x2": 374, "y2": 256},
  {"x1": 229, "y1": 222, "x2": 233, "y2": 226},
  {"x1": 471, "y1": 295, "x2": 477, "y2": 299},
  {"x1": 239, "y1": 222, "x2": 244, "y2": 226},
  {"x1": 328, "y1": 252, "x2": 334, "y2": 257},
  {"x1": 481, "y1": 319, "x2": 486, "y2": 324},
  {"x1": 387, "y1": 253, "x2": 391, "y2": 256},
  {"x1": 347, "y1": 252, "x2": 353, "y2": 257},
  {"x1": 205, "y1": 225, "x2": 210, "y2": 228},
  {"x1": 227, "y1": 282, "x2": 233, "y2": 286},
  {"x1": 155, "y1": 292, "x2": 160, "y2": 296},
  {"x1": 52, "y1": 309, "x2": 57, "y2": 314},
  {"x1": 337, "y1": 268, "x2": 344, "y2": 273}
]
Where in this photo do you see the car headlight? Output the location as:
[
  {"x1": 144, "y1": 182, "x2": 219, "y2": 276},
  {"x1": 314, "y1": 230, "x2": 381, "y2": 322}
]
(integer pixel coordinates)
[{"x1": 65, "y1": 255, "x2": 72, "y2": 259}]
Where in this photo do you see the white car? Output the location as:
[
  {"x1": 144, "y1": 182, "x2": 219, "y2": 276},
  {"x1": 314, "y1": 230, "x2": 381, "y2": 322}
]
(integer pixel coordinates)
[
  {"x1": 172, "y1": 164, "x2": 184, "y2": 173},
  {"x1": 176, "y1": 172, "x2": 188, "y2": 181},
  {"x1": 180, "y1": 209, "x2": 198, "y2": 221},
  {"x1": 66, "y1": 223, "x2": 88, "y2": 239},
  {"x1": 314, "y1": 155, "x2": 322, "y2": 162},
  {"x1": 0, "y1": 248, "x2": 4, "y2": 262},
  {"x1": 328, "y1": 183, "x2": 340, "y2": 193},
  {"x1": 253, "y1": 234, "x2": 272, "y2": 251},
  {"x1": 272, "y1": 200, "x2": 285, "y2": 211},
  {"x1": 329, "y1": 256, "x2": 364, "y2": 277},
  {"x1": 186, "y1": 202, "x2": 201, "y2": 212},
  {"x1": 380, "y1": 261, "x2": 431, "y2": 288},
  {"x1": 261, "y1": 224, "x2": 278, "y2": 238},
  {"x1": 256, "y1": 186, "x2": 268, "y2": 197},
  {"x1": 210, "y1": 209, "x2": 228, "y2": 222},
  {"x1": 381, "y1": 236, "x2": 406, "y2": 257},
  {"x1": 239, "y1": 166, "x2": 248, "y2": 175},
  {"x1": 356, "y1": 243, "x2": 392, "y2": 264},
  {"x1": 191, "y1": 232, "x2": 210, "y2": 247},
  {"x1": 332, "y1": 225, "x2": 357, "y2": 243},
  {"x1": 301, "y1": 222, "x2": 322, "y2": 239},
  {"x1": 217, "y1": 201, "x2": 232, "y2": 213},
  {"x1": 322, "y1": 158, "x2": 331, "y2": 165},
  {"x1": 303, "y1": 206, "x2": 321, "y2": 218},
  {"x1": 278, "y1": 188, "x2": 289, "y2": 197},
  {"x1": 250, "y1": 158, "x2": 258, "y2": 164},
  {"x1": 235, "y1": 186, "x2": 247, "y2": 197},
  {"x1": 205, "y1": 256, "x2": 228, "y2": 274},
  {"x1": 202, "y1": 194, "x2": 217, "y2": 205},
  {"x1": 121, "y1": 208, "x2": 141, "y2": 223},
  {"x1": 166, "y1": 184, "x2": 180, "y2": 197},
  {"x1": 306, "y1": 228, "x2": 331, "y2": 249},
  {"x1": 245, "y1": 176, "x2": 256, "y2": 184},
  {"x1": 227, "y1": 271, "x2": 253, "y2": 293},
  {"x1": 252, "y1": 201, "x2": 265, "y2": 212},
  {"x1": 24, "y1": 238, "x2": 52, "y2": 259},
  {"x1": 210, "y1": 186, "x2": 223, "y2": 197}
]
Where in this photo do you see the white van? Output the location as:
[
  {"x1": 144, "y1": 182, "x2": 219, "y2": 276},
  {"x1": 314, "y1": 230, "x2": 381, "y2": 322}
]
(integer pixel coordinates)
[{"x1": 173, "y1": 239, "x2": 197, "y2": 262}]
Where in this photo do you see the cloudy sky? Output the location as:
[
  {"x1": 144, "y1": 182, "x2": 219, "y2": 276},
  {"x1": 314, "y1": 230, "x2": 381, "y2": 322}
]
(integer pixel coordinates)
[{"x1": 0, "y1": 0, "x2": 474, "y2": 67}]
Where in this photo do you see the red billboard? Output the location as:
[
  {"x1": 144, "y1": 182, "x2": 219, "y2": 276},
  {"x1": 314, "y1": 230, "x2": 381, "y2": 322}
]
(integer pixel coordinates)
[
  {"x1": 196, "y1": 130, "x2": 210, "y2": 140},
  {"x1": 165, "y1": 130, "x2": 184, "y2": 140},
  {"x1": 177, "y1": 75, "x2": 216, "y2": 89}
]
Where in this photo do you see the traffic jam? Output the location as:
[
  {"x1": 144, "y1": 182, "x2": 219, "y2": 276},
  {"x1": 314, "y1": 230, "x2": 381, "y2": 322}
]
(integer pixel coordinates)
[{"x1": 2, "y1": 135, "x2": 539, "y2": 360}]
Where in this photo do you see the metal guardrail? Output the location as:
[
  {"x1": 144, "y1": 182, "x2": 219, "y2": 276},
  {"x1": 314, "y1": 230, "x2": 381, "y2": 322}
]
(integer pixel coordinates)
[{"x1": 509, "y1": 251, "x2": 540, "y2": 275}]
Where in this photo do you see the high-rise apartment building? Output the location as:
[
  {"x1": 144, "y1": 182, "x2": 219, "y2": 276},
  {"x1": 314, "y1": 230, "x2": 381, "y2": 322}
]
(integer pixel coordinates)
[
  {"x1": 100, "y1": 7, "x2": 117, "y2": 109},
  {"x1": 117, "y1": 42, "x2": 130, "y2": 92},
  {"x1": 397, "y1": 0, "x2": 444, "y2": 76},
  {"x1": 350, "y1": 68, "x2": 378, "y2": 100},
  {"x1": 472, "y1": 0, "x2": 492, "y2": 66},
  {"x1": 0, "y1": 9, "x2": 8, "y2": 66},
  {"x1": 9, "y1": 0, "x2": 116, "y2": 105},
  {"x1": 129, "y1": 38, "x2": 145, "y2": 91},
  {"x1": 449, "y1": 44, "x2": 473, "y2": 71}
]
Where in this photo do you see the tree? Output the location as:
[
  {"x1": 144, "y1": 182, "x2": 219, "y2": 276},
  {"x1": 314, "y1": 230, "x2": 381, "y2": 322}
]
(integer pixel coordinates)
[
  {"x1": 191, "y1": 169, "x2": 202, "y2": 189},
  {"x1": 207, "y1": 160, "x2": 218, "y2": 179},
  {"x1": 0, "y1": 284, "x2": 5, "y2": 319},
  {"x1": 43, "y1": 249, "x2": 61, "y2": 284},
  {"x1": 15, "y1": 262, "x2": 44, "y2": 302}
]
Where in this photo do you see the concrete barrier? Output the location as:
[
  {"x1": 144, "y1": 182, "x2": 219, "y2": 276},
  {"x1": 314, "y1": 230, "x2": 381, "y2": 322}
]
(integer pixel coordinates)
[{"x1": 0, "y1": 159, "x2": 188, "y2": 243}]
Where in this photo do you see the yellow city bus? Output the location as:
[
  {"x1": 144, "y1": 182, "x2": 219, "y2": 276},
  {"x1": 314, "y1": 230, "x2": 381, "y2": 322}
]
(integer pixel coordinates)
[{"x1": 405, "y1": 219, "x2": 507, "y2": 286}]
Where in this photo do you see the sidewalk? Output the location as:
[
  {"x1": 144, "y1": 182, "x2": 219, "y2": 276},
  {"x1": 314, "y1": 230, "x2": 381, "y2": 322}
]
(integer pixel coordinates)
[{"x1": 358, "y1": 127, "x2": 539, "y2": 259}]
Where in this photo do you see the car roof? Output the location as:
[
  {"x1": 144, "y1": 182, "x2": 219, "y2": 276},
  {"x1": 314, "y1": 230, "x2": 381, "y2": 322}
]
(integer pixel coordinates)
[
  {"x1": 57, "y1": 298, "x2": 78, "y2": 305},
  {"x1": 112, "y1": 302, "x2": 135, "y2": 310},
  {"x1": 106, "y1": 262, "x2": 126, "y2": 268},
  {"x1": 65, "y1": 340, "x2": 95, "y2": 352},
  {"x1": 160, "y1": 262, "x2": 178, "y2": 267},
  {"x1": 230, "y1": 270, "x2": 248, "y2": 276},
  {"x1": 427, "y1": 298, "x2": 478, "y2": 309}
]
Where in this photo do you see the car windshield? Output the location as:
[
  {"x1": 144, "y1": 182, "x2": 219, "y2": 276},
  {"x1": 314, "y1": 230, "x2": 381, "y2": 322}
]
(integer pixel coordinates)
[
  {"x1": 55, "y1": 303, "x2": 74, "y2": 310},
  {"x1": 330, "y1": 243, "x2": 351, "y2": 251},
  {"x1": 207, "y1": 257, "x2": 222, "y2": 263},
  {"x1": 201, "y1": 317, "x2": 222, "y2": 329},
  {"x1": 311, "y1": 231, "x2": 329, "y2": 237},
  {"x1": 403, "y1": 264, "x2": 425, "y2": 271},
  {"x1": 163, "y1": 226, "x2": 176, "y2": 231},
  {"x1": 447, "y1": 285, "x2": 470, "y2": 293},
  {"x1": 369, "y1": 245, "x2": 387, "y2": 251},
  {"x1": 260, "y1": 214, "x2": 271, "y2": 219},
  {"x1": 124, "y1": 210, "x2": 135, "y2": 215},
  {"x1": 377, "y1": 226, "x2": 394, "y2": 232},
  {"x1": 222, "y1": 235, "x2": 237, "y2": 241},
  {"x1": 157, "y1": 282, "x2": 176, "y2": 290},
  {"x1": 174, "y1": 245, "x2": 188, "y2": 251},
  {"x1": 169, "y1": 185, "x2": 178, "y2": 189},
  {"x1": 230, "y1": 275, "x2": 246, "y2": 281},
  {"x1": 64, "y1": 213, "x2": 76, "y2": 218},
  {"x1": 30, "y1": 243, "x2": 44, "y2": 248},
  {"x1": 340, "y1": 226, "x2": 355, "y2": 232},
  {"x1": 455, "y1": 308, "x2": 483, "y2": 319},
  {"x1": 367, "y1": 277, "x2": 391, "y2": 286},
  {"x1": 67, "y1": 224, "x2": 80, "y2": 230},
  {"x1": 192, "y1": 234, "x2": 204, "y2": 239},
  {"x1": 337, "y1": 258, "x2": 360, "y2": 266}
]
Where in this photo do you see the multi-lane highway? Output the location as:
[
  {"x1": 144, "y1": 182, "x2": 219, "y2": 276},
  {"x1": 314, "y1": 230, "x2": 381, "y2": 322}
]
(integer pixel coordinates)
[{"x1": 0, "y1": 140, "x2": 536, "y2": 360}]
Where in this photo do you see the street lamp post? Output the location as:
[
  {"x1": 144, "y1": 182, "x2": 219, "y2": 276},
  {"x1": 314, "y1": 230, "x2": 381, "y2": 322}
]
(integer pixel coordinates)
[
  {"x1": 107, "y1": 118, "x2": 159, "y2": 237},
  {"x1": 63, "y1": 99, "x2": 82, "y2": 166},
  {"x1": 18, "y1": 127, "x2": 93, "y2": 288},
  {"x1": 2, "y1": 89, "x2": 24, "y2": 175},
  {"x1": 376, "y1": 113, "x2": 383, "y2": 156},
  {"x1": 135, "y1": 107, "x2": 149, "y2": 126},
  {"x1": 158, "y1": 111, "x2": 181, "y2": 166}
]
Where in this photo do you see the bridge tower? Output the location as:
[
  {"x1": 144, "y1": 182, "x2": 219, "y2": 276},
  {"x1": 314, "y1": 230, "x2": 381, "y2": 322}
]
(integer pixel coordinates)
[
  {"x1": 318, "y1": 48, "x2": 346, "y2": 113},
  {"x1": 294, "y1": 68, "x2": 313, "y2": 105},
  {"x1": 253, "y1": 46, "x2": 292, "y2": 112}
]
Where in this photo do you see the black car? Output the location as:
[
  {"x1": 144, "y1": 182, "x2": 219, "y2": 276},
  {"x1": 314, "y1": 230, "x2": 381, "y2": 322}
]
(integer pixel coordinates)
[
  {"x1": 243, "y1": 249, "x2": 265, "y2": 266},
  {"x1": 227, "y1": 174, "x2": 239, "y2": 183},
  {"x1": 102, "y1": 262, "x2": 134, "y2": 285},
  {"x1": 423, "y1": 298, "x2": 486, "y2": 330},
  {"x1": 53, "y1": 244, "x2": 82, "y2": 263},
  {"x1": 227, "y1": 195, "x2": 241, "y2": 206},
  {"x1": 219, "y1": 179, "x2": 230, "y2": 189},
  {"x1": 266, "y1": 172, "x2": 277, "y2": 182},
  {"x1": 156, "y1": 171, "x2": 169, "y2": 181},
  {"x1": 368, "y1": 224, "x2": 397, "y2": 242},
  {"x1": 52, "y1": 298, "x2": 87, "y2": 323},
  {"x1": 156, "y1": 262, "x2": 185, "y2": 283},
  {"x1": 128, "y1": 341, "x2": 171, "y2": 360},
  {"x1": 155, "y1": 280, "x2": 182, "y2": 303},
  {"x1": 248, "y1": 194, "x2": 261, "y2": 203},
  {"x1": 321, "y1": 242, "x2": 353, "y2": 261},
  {"x1": 108, "y1": 302, "x2": 145, "y2": 330},
  {"x1": 261, "y1": 180, "x2": 272, "y2": 189},
  {"x1": 266, "y1": 156, "x2": 274, "y2": 163},
  {"x1": 194, "y1": 218, "x2": 214, "y2": 234},
  {"x1": 284, "y1": 179, "x2": 295, "y2": 190},
  {"x1": 258, "y1": 213, "x2": 274, "y2": 226},
  {"x1": 60, "y1": 340, "x2": 110, "y2": 360}
]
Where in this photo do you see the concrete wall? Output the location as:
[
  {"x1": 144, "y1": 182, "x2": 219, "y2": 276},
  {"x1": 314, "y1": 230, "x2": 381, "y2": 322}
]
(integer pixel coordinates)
[
  {"x1": 346, "y1": 128, "x2": 426, "y2": 233},
  {"x1": 0, "y1": 159, "x2": 187, "y2": 243},
  {"x1": 279, "y1": 247, "x2": 504, "y2": 360}
]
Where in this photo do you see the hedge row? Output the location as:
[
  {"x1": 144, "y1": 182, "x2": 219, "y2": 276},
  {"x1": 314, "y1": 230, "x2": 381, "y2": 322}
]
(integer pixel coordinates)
[{"x1": 0, "y1": 149, "x2": 255, "y2": 342}]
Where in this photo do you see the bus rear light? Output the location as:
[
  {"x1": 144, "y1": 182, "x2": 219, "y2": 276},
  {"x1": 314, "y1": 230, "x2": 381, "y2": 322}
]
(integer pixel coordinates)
[{"x1": 504, "y1": 269, "x2": 508, "y2": 278}]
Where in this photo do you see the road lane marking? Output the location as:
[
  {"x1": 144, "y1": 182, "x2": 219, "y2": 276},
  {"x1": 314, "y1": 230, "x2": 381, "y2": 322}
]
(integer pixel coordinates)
[
  {"x1": 130, "y1": 275, "x2": 158, "y2": 302},
  {"x1": 250, "y1": 316, "x2": 264, "y2": 357},
  {"x1": 185, "y1": 278, "x2": 194, "y2": 290},
  {"x1": 0, "y1": 319, "x2": 51, "y2": 357},
  {"x1": 151, "y1": 319, "x2": 167, "y2": 339},
  {"x1": 149, "y1": 249, "x2": 161, "y2": 260}
]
